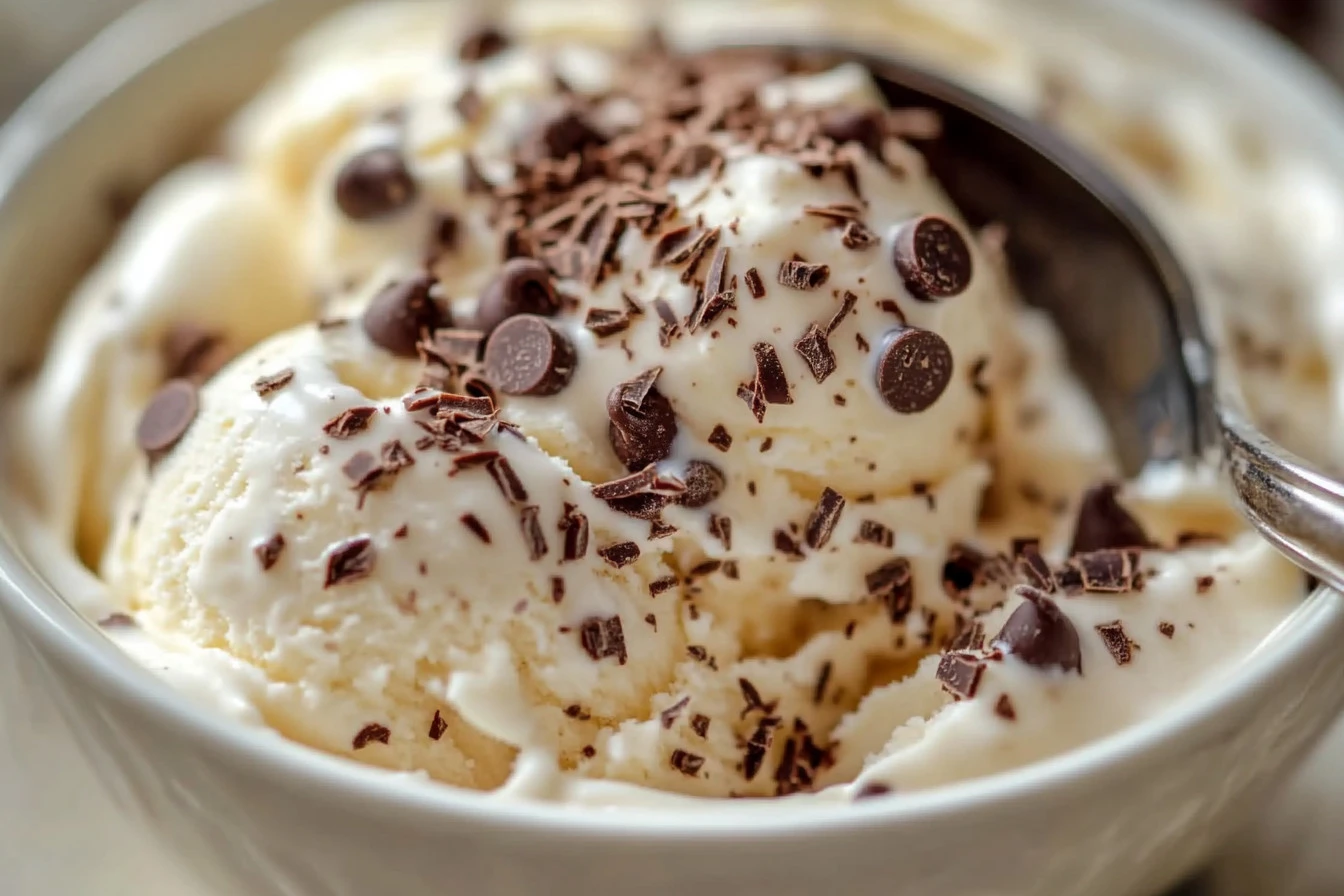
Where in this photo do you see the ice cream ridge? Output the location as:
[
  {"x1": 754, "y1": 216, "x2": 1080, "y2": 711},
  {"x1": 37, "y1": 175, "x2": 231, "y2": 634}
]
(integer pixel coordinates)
[{"x1": 59, "y1": 14, "x2": 1299, "y2": 803}]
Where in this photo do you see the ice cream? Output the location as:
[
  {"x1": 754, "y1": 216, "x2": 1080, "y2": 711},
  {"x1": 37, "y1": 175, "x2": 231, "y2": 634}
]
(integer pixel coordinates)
[{"x1": 3, "y1": 2, "x2": 1308, "y2": 805}]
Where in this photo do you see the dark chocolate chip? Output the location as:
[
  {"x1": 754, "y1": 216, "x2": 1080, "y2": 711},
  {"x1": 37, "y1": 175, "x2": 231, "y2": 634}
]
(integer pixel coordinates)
[
  {"x1": 677, "y1": 460, "x2": 725, "y2": 508},
  {"x1": 476, "y1": 258, "x2": 560, "y2": 334},
  {"x1": 607, "y1": 369, "x2": 678, "y2": 471},
  {"x1": 363, "y1": 274, "x2": 446, "y2": 357},
  {"x1": 1070, "y1": 482, "x2": 1151, "y2": 554},
  {"x1": 892, "y1": 216, "x2": 973, "y2": 300},
  {"x1": 482, "y1": 315, "x2": 577, "y2": 396},
  {"x1": 136, "y1": 379, "x2": 199, "y2": 461},
  {"x1": 334, "y1": 147, "x2": 418, "y2": 220},
  {"x1": 874, "y1": 326, "x2": 953, "y2": 414},
  {"x1": 777, "y1": 259, "x2": 830, "y2": 291},
  {"x1": 992, "y1": 586, "x2": 1082, "y2": 673}
]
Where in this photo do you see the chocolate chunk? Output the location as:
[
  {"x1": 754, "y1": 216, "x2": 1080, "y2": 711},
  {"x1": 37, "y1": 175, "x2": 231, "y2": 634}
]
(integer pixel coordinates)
[
  {"x1": 579, "y1": 616, "x2": 627, "y2": 664},
  {"x1": 777, "y1": 259, "x2": 830, "y2": 291},
  {"x1": 1015, "y1": 543, "x2": 1055, "y2": 593},
  {"x1": 856, "y1": 520, "x2": 894, "y2": 548},
  {"x1": 744, "y1": 266, "x2": 766, "y2": 299},
  {"x1": 1197, "y1": 575, "x2": 1215, "y2": 594},
  {"x1": 935, "y1": 653, "x2": 985, "y2": 700},
  {"x1": 324, "y1": 536, "x2": 376, "y2": 587},
  {"x1": 363, "y1": 274, "x2": 446, "y2": 358},
  {"x1": 892, "y1": 216, "x2": 973, "y2": 301},
  {"x1": 428, "y1": 710, "x2": 449, "y2": 741},
  {"x1": 323, "y1": 406, "x2": 377, "y2": 439},
  {"x1": 136, "y1": 379, "x2": 199, "y2": 461},
  {"x1": 708, "y1": 424, "x2": 733, "y2": 452},
  {"x1": 677, "y1": 460, "x2": 725, "y2": 508},
  {"x1": 607, "y1": 368, "x2": 678, "y2": 471},
  {"x1": 351, "y1": 723, "x2": 391, "y2": 749},
  {"x1": 994, "y1": 694, "x2": 1017, "y2": 721},
  {"x1": 1095, "y1": 621, "x2": 1136, "y2": 665},
  {"x1": 560, "y1": 506, "x2": 589, "y2": 561},
  {"x1": 1158, "y1": 622, "x2": 1175, "y2": 638},
  {"x1": 252, "y1": 369, "x2": 294, "y2": 398},
  {"x1": 992, "y1": 587, "x2": 1082, "y2": 673},
  {"x1": 1069, "y1": 483, "x2": 1151, "y2": 554},
  {"x1": 820, "y1": 107, "x2": 885, "y2": 154},
  {"x1": 670, "y1": 749, "x2": 705, "y2": 777},
  {"x1": 597, "y1": 541, "x2": 640, "y2": 569},
  {"x1": 794, "y1": 323, "x2": 837, "y2": 384},
  {"x1": 482, "y1": 315, "x2": 577, "y2": 396},
  {"x1": 476, "y1": 258, "x2": 560, "y2": 334},
  {"x1": 805, "y1": 487, "x2": 846, "y2": 550},
  {"x1": 874, "y1": 326, "x2": 953, "y2": 414},
  {"x1": 690, "y1": 714, "x2": 710, "y2": 738},
  {"x1": 519, "y1": 505, "x2": 548, "y2": 560},
  {"x1": 867, "y1": 558, "x2": 914, "y2": 622},
  {"x1": 457, "y1": 23, "x2": 508, "y2": 61},
  {"x1": 254, "y1": 533, "x2": 285, "y2": 571},
  {"x1": 584, "y1": 307, "x2": 631, "y2": 337},
  {"x1": 841, "y1": 220, "x2": 880, "y2": 251},
  {"x1": 334, "y1": 147, "x2": 418, "y2": 220},
  {"x1": 1071, "y1": 549, "x2": 1142, "y2": 593},
  {"x1": 737, "y1": 378, "x2": 767, "y2": 422},
  {"x1": 752, "y1": 342, "x2": 792, "y2": 405}
]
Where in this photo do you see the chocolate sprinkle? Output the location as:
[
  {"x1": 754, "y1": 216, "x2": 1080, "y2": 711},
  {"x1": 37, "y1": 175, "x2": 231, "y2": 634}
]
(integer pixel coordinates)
[
  {"x1": 598, "y1": 541, "x2": 641, "y2": 568},
  {"x1": 519, "y1": 505, "x2": 548, "y2": 560},
  {"x1": 827, "y1": 290, "x2": 858, "y2": 335},
  {"x1": 460, "y1": 513, "x2": 491, "y2": 544},
  {"x1": 579, "y1": 616, "x2": 627, "y2": 664},
  {"x1": 993, "y1": 587, "x2": 1082, "y2": 673},
  {"x1": 794, "y1": 323, "x2": 837, "y2": 383},
  {"x1": 324, "y1": 536, "x2": 377, "y2": 587},
  {"x1": 804, "y1": 487, "x2": 846, "y2": 550},
  {"x1": 874, "y1": 326, "x2": 954, "y2": 414},
  {"x1": 136, "y1": 379, "x2": 199, "y2": 461},
  {"x1": 892, "y1": 216, "x2": 973, "y2": 301},
  {"x1": 252, "y1": 369, "x2": 295, "y2": 398},
  {"x1": 253, "y1": 534, "x2": 285, "y2": 571},
  {"x1": 777, "y1": 259, "x2": 830, "y2": 291},
  {"x1": 363, "y1": 274, "x2": 445, "y2": 357},
  {"x1": 335, "y1": 147, "x2": 418, "y2": 220},
  {"x1": 935, "y1": 653, "x2": 985, "y2": 700},
  {"x1": 351, "y1": 723, "x2": 391, "y2": 749},
  {"x1": 1096, "y1": 621, "x2": 1136, "y2": 666},
  {"x1": 1070, "y1": 482, "x2": 1151, "y2": 554}
]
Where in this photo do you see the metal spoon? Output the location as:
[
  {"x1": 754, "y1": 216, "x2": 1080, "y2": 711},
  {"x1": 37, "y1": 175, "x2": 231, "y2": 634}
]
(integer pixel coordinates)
[{"x1": 770, "y1": 44, "x2": 1344, "y2": 589}]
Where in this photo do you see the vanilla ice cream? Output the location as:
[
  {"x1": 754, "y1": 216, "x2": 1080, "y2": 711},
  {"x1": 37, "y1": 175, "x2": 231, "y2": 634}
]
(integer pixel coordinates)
[{"x1": 3, "y1": 1, "x2": 1310, "y2": 805}]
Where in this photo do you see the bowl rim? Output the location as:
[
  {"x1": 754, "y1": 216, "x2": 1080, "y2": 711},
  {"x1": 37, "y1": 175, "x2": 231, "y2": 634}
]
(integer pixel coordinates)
[{"x1": 2, "y1": 0, "x2": 1344, "y2": 841}]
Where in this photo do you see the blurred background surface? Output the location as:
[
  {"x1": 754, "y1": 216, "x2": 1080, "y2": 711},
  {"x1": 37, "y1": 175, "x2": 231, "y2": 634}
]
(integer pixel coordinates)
[{"x1": 1, "y1": 1, "x2": 1343, "y2": 894}]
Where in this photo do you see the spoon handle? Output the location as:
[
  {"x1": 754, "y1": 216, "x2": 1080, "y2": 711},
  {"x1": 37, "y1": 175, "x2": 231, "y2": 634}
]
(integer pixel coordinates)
[{"x1": 1221, "y1": 401, "x2": 1344, "y2": 588}]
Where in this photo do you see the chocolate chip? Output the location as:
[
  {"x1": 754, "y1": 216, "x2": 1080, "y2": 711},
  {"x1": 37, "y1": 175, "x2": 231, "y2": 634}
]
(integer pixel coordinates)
[
  {"x1": 482, "y1": 315, "x2": 577, "y2": 396},
  {"x1": 866, "y1": 558, "x2": 914, "y2": 622},
  {"x1": 892, "y1": 216, "x2": 973, "y2": 300},
  {"x1": 992, "y1": 587, "x2": 1082, "y2": 673},
  {"x1": 334, "y1": 147, "x2": 418, "y2": 220},
  {"x1": 1069, "y1": 483, "x2": 1151, "y2": 554},
  {"x1": 252, "y1": 369, "x2": 294, "y2": 398},
  {"x1": 935, "y1": 653, "x2": 984, "y2": 699},
  {"x1": 805, "y1": 487, "x2": 846, "y2": 550},
  {"x1": 874, "y1": 326, "x2": 953, "y2": 414},
  {"x1": 324, "y1": 536, "x2": 376, "y2": 587},
  {"x1": 363, "y1": 274, "x2": 446, "y2": 357},
  {"x1": 794, "y1": 323, "x2": 837, "y2": 384},
  {"x1": 254, "y1": 534, "x2": 285, "y2": 571},
  {"x1": 579, "y1": 616, "x2": 627, "y2": 664},
  {"x1": 777, "y1": 259, "x2": 830, "y2": 291},
  {"x1": 677, "y1": 460, "x2": 725, "y2": 508},
  {"x1": 136, "y1": 379, "x2": 199, "y2": 461},
  {"x1": 820, "y1": 107, "x2": 885, "y2": 155},
  {"x1": 475, "y1": 258, "x2": 560, "y2": 334},
  {"x1": 598, "y1": 541, "x2": 640, "y2": 568},
  {"x1": 323, "y1": 406, "x2": 377, "y2": 439},
  {"x1": 607, "y1": 368, "x2": 678, "y2": 471},
  {"x1": 458, "y1": 24, "x2": 509, "y2": 61},
  {"x1": 352, "y1": 723, "x2": 391, "y2": 749}
]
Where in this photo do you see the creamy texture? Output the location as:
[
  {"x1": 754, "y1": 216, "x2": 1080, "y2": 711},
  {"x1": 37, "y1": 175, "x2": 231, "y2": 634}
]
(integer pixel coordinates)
[{"x1": 2, "y1": 0, "x2": 1313, "y2": 807}]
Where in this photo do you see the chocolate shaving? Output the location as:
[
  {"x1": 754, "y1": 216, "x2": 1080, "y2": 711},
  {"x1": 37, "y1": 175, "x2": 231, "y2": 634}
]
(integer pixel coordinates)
[
  {"x1": 323, "y1": 407, "x2": 378, "y2": 439},
  {"x1": 519, "y1": 505, "x2": 548, "y2": 560},
  {"x1": 793, "y1": 322, "x2": 837, "y2": 383},
  {"x1": 856, "y1": 520, "x2": 893, "y2": 548},
  {"x1": 352, "y1": 723, "x2": 391, "y2": 749},
  {"x1": 708, "y1": 513, "x2": 733, "y2": 550},
  {"x1": 650, "y1": 576, "x2": 678, "y2": 597},
  {"x1": 660, "y1": 696, "x2": 691, "y2": 729},
  {"x1": 690, "y1": 714, "x2": 710, "y2": 738},
  {"x1": 751, "y1": 342, "x2": 792, "y2": 405},
  {"x1": 485, "y1": 456, "x2": 529, "y2": 505},
  {"x1": 826, "y1": 290, "x2": 858, "y2": 335},
  {"x1": 867, "y1": 558, "x2": 914, "y2": 622},
  {"x1": 777, "y1": 259, "x2": 830, "y2": 291},
  {"x1": 584, "y1": 307, "x2": 631, "y2": 336},
  {"x1": 597, "y1": 541, "x2": 641, "y2": 569},
  {"x1": 324, "y1": 536, "x2": 376, "y2": 587},
  {"x1": 744, "y1": 266, "x2": 766, "y2": 299},
  {"x1": 804, "y1": 487, "x2": 846, "y2": 550},
  {"x1": 994, "y1": 694, "x2": 1017, "y2": 721},
  {"x1": 460, "y1": 513, "x2": 491, "y2": 544},
  {"x1": 841, "y1": 220, "x2": 880, "y2": 250},
  {"x1": 252, "y1": 369, "x2": 294, "y2": 398}
]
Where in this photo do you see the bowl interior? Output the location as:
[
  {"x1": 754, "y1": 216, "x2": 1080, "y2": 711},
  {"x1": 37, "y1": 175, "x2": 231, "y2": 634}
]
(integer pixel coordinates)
[{"x1": 1, "y1": 0, "x2": 1343, "y2": 838}]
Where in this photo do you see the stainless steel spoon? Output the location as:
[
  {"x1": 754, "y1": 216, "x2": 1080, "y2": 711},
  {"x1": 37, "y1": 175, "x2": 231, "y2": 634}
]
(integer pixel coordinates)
[{"x1": 775, "y1": 43, "x2": 1344, "y2": 589}]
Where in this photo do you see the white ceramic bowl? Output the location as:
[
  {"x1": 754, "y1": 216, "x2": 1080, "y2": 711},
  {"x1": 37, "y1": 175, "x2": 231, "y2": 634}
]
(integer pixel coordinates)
[{"x1": 3, "y1": 2, "x2": 1344, "y2": 895}]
